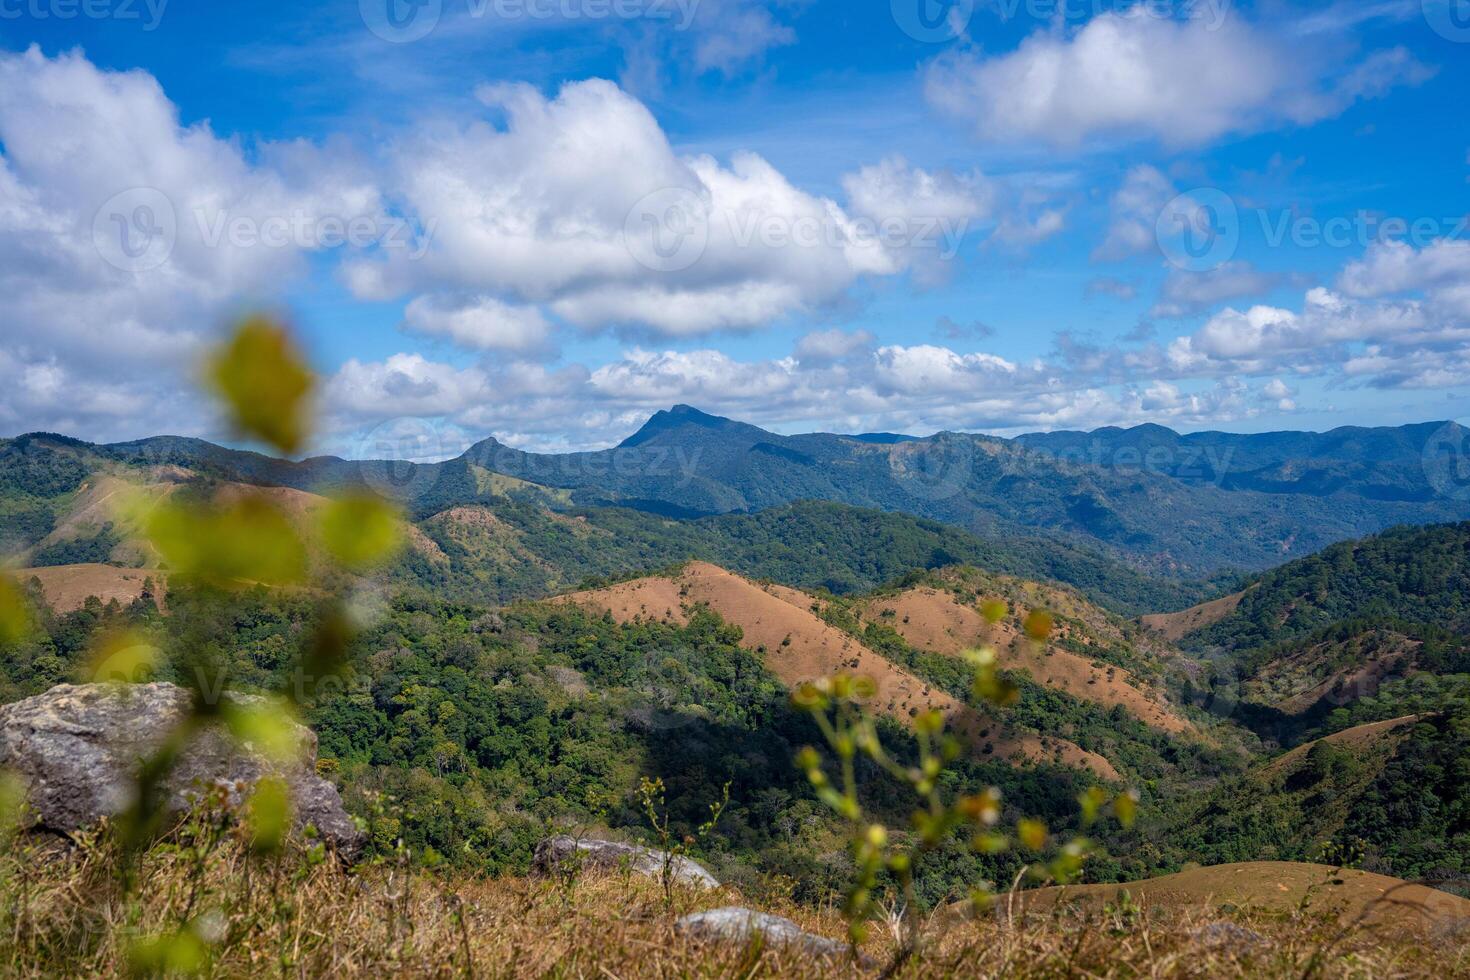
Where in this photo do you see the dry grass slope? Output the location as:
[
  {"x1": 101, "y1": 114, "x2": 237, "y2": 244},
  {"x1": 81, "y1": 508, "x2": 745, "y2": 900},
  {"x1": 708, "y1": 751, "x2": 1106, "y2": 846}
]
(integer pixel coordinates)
[
  {"x1": 1007, "y1": 861, "x2": 1470, "y2": 937},
  {"x1": 1142, "y1": 589, "x2": 1249, "y2": 642},
  {"x1": 1260, "y1": 715, "x2": 1424, "y2": 778},
  {"x1": 859, "y1": 587, "x2": 1193, "y2": 735},
  {"x1": 556, "y1": 563, "x2": 1119, "y2": 780},
  {"x1": 12, "y1": 564, "x2": 165, "y2": 614},
  {"x1": 5, "y1": 841, "x2": 1466, "y2": 978}
]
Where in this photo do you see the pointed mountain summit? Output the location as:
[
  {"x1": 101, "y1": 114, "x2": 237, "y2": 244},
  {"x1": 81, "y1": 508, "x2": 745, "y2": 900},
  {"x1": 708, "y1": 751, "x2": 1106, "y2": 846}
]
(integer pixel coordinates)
[{"x1": 617, "y1": 405, "x2": 773, "y2": 449}]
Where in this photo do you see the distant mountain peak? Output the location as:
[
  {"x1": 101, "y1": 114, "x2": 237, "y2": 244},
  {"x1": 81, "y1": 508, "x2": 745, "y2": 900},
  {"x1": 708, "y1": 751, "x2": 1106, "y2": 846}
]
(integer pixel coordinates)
[{"x1": 618, "y1": 405, "x2": 748, "y2": 448}]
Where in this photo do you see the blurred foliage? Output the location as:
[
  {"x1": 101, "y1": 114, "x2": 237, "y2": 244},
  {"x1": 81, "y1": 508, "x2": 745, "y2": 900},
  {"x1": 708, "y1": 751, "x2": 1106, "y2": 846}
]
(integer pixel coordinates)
[
  {"x1": 790, "y1": 610, "x2": 1136, "y2": 964},
  {"x1": 204, "y1": 315, "x2": 315, "y2": 456}
]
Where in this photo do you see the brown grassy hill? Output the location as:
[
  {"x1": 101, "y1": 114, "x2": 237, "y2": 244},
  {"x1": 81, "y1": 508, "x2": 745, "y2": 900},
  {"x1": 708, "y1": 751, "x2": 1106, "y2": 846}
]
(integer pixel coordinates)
[
  {"x1": 1142, "y1": 589, "x2": 1248, "y2": 641},
  {"x1": 22, "y1": 469, "x2": 189, "y2": 566},
  {"x1": 1246, "y1": 630, "x2": 1420, "y2": 716},
  {"x1": 1005, "y1": 861, "x2": 1470, "y2": 935},
  {"x1": 12, "y1": 563, "x2": 166, "y2": 613},
  {"x1": 555, "y1": 562, "x2": 1119, "y2": 780},
  {"x1": 858, "y1": 586, "x2": 1192, "y2": 735},
  {"x1": 1260, "y1": 715, "x2": 1423, "y2": 778}
]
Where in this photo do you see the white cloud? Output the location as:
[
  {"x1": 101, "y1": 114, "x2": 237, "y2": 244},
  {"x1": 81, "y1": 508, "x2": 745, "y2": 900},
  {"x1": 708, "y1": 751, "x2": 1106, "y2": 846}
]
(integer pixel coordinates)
[
  {"x1": 1338, "y1": 238, "x2": 1470, "y2": 297},
  {"x1": 403, "y1": 294, "x2": 554, "y2": 354},
  {"x1": 1150, "y1": 261, "x2": 1281, "y2": 318},
  {"x1": 0, "y1": 46, "x2": 384, "y2": 442},
  {"x1": 795, "y1": 328, "x2": 875, "y2": 364},
  {"x1": 924, "y1": 8, "x2": 1429, "y2": 148},
  {"x1": 345, "y1": 80, "x2": 961, "y2": 339},
  {"x1": 690, "y1": 1, "x2": 798, "y2": 75},
  {"x1": 1092, "y1": 165, "x2": 1176, "y2": 261}
]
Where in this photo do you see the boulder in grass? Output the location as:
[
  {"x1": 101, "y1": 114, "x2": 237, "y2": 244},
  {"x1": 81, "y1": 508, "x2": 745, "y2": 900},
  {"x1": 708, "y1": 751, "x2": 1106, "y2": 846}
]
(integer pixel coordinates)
[
  {"x1": 0, "y1": 683, "x2": 364, "y2": 858},
  {"x1": 676, "y1": 906, "x2": 858, "y2": 962},
  {"x1": 532, "y1": 835, "x2": 718, "y2": 889}
]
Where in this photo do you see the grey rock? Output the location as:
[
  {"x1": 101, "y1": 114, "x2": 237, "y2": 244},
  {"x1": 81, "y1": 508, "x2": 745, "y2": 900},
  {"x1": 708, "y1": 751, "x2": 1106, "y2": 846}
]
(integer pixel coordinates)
[
  {"x1": 0, "y1": 683, "x2": 364, "y2": 858},
  {"x1": 532, "y1": 835, "x2": 718, "y2": 890},
  {"x1": 677, "y1": 907, "x2": 855, "y2": 961},
  {"x1": 1191, "y1": 920, "x2": 1267, "y2": 953}
]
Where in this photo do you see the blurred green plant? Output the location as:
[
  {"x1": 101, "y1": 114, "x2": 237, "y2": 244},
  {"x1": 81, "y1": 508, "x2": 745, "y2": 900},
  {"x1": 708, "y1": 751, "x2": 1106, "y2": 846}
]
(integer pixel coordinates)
[
  {"x1": 638, "y1": 775, "x2": 729, "y2": 907},
  {"x1": 792, "y1": 608, "x2": 1136, "y2": 972},
  {"x1": 0, "y1": 313, "x2": 406, "y2": 976}
]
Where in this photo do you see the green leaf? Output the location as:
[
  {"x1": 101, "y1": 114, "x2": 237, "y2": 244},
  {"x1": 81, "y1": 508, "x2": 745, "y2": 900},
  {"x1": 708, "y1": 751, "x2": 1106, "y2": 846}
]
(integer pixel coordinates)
[
  {"x1": 0, "y1": 575, "x2": 32, "y2": 647},
  {"x1": 1114, "y1": 789, "x2": 1139, "y2": 829},
  {"x1": 127, "y1": 927, "x2": 208, "y2": 976},
  {"x1": 85, "y1": 630, "x2": 162, "y2": 684},
  {"x1": 246, "y1": 776, "x2": 291, "y2": 854},
  {"x1": 319, "y1": 492, "x2": 403, "y2": 571},
  {"x1": 205, "y1": 316, "x2": 315, "y2": 455},
  {"x1": 979, "y1": 598, "x2": 1007, "y2": 624},
  {"x1": 1017, "y1": 818, "x2": 1049, "y2": 852},
  {"x1": 223, "y1": 699, "x2": 303, "y2": 764},
  {"x1": 143, "y1": 493, "x2": 307, "y2": 589}
]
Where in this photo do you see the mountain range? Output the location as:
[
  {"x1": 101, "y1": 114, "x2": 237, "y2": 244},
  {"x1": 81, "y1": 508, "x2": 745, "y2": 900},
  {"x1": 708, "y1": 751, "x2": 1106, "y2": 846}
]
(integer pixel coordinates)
[{"x1": 9, "y1": 409, "x2": 1469, "y2": 576}]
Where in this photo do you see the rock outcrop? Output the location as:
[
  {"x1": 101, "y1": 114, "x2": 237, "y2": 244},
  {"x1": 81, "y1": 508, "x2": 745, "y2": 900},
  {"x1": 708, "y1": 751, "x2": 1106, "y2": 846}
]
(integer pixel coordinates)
[
  {"x1": 0, "y1": 683, "x2": 363, "y2": 857},
  {"x1": 676, "y1": 907, "x2": 854, "y2": 961},
  {"x1": 532, "y1": 835, "x2": 718, "y2": 889}
]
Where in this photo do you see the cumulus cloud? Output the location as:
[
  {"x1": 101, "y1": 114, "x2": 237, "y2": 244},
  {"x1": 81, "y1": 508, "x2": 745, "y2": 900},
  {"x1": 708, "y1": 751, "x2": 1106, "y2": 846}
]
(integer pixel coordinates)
[
  {"x1": 924, "y1": 8, "x2": 1429, "y2": 148},
  {"x1": 0, "y1": 45, "x2": 383, "y2": 441},
  {"x1": 1092, "y1": 165, "x2": 1177, "y2": 261},
  {"x1": 403, "y1": 294, "x2": 554, "y2": 355},
  {"x1": 1150, "y1": 261, "x2": 1282, "y2": 318},
  {"x1": 345, "y1": 80, "x2": 976, "y2": 339},
  {"x1": 321, "y1": 335, "x2": 1279, "y2": 453}
]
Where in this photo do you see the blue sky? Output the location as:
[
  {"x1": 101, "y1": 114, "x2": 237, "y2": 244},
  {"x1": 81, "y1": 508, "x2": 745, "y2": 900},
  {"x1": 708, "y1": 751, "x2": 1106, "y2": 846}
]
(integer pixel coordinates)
[{"x1": 0, "y1": 0, "x2": 1467, "y2": 458}]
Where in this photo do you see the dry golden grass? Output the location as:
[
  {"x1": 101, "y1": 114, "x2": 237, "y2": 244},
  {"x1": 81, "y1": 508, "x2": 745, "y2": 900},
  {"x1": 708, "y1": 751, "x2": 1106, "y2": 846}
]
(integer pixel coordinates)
[{"x1": 3, "y1": 835, "x2": 1467, "y2": 979}]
